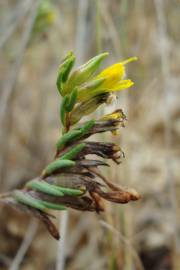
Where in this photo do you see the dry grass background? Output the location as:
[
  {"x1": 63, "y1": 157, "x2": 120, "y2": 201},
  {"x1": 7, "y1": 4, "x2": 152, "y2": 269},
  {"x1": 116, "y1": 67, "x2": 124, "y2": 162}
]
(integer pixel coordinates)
[{"x1": 0, "y1": 0, "x2": 179, "y2": 269}]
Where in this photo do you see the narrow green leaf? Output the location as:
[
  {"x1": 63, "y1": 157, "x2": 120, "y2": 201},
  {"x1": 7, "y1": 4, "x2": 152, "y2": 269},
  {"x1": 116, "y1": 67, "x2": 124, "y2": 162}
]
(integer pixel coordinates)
[
  {"x1": 26, "y1": 179, "x2": 83, "y2": 198},
  {"x1": 56, "y1": 129, "x2": 82, "y2": 150},
  {"x1": 13, "y1": 190, "x2": 46, "y2": 211},
  {"x1": 60, "y1": 143, "x2": 86, "y2": 160},
  {"x1": 26, "y1": 180, "x2": 64, "y2": 196},
  {"x1": 13, "y1": 190, "x2": 67, "y2": 211},
  {"x1": 80, "y1": 120, "x2": 95, "y2": 134},
  {"x1": 60, "y1": 95, "x2": 69, "y2": 126},
  {"x1": 43, "y1": 159, "x2": 75, "y2": 176},
  {"x1": 56, "y1": 52, "x2": 75, "y2": 95},
  {"x1": 40, "y1": 201, "x2": 67, "y2": 210},
  {"x1": 55, "y1": 186, "x2": 84, "y2": 196},
  {"x1": 65, "y1": 88, "x2": 78, "y2": 112}
]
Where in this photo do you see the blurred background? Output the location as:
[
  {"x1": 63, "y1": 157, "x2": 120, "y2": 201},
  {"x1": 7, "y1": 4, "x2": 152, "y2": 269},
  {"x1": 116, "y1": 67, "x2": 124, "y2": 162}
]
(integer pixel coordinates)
[{"x1": 0, "y1": 0, "x2": 179, "y2": 269}]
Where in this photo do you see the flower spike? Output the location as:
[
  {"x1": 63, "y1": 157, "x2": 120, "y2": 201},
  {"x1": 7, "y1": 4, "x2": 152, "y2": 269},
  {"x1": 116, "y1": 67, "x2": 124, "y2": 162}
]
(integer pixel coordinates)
[{"x1": 0, "y1": 52, "x2": 140, "y2": 240}]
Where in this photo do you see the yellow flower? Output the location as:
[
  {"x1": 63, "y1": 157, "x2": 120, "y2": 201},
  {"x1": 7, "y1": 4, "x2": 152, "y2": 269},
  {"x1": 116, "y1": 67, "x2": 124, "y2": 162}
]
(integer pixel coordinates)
[
  {"x1": 96, "y1": 56, "x2": 137, "y2": 90},
  {"x1": 77, "y1": 56, "x2": 137, "y2": 102}
]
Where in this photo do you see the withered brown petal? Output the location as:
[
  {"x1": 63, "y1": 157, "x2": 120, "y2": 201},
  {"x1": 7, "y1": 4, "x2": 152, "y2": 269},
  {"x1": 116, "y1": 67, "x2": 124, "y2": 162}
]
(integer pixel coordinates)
[{"x1": 95, "y1": 189, "x2": 140, "y2": 204}]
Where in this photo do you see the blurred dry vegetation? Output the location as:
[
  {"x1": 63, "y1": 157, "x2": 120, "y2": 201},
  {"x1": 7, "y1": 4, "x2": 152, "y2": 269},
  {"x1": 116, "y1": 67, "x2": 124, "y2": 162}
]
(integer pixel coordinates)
[{"x1": 0, "y1": 0, "x2": 180, "y2": 269}]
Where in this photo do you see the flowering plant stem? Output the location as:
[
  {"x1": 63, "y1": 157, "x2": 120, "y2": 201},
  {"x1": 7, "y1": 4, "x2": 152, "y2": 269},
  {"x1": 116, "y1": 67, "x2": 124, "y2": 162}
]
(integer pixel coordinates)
[{"x1": 0, "y1": 52, "x2": 140, "y2": 241}]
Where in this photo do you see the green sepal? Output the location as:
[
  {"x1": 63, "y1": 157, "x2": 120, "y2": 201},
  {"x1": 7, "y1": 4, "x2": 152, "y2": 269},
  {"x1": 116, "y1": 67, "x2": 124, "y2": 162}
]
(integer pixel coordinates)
[
  {"x1": 60, "y1": 143, "x2": 86, "y2": 160},
  {"x1": 42, "y1": 159, "x2": 75, "y2": 176},
  {"x1": 56, "y1": 129, "x2": 82, "y2": 151},
  {"x1": 26, "y1": 179, "x2": 64, "y2": 196}
]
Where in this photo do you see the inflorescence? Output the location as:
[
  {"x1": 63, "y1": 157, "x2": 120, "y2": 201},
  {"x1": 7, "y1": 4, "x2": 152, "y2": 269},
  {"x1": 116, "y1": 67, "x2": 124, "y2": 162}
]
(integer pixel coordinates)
[{"x1": 0, "y1": 52, "x2": 140, "y2": 240}]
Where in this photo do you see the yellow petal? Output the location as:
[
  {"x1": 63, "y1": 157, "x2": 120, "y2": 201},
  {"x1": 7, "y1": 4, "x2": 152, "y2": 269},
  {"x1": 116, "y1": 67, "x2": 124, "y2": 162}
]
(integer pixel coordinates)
[
  {"x1": 96, "y1": 57, "x2": 137, "y2": 89},
  {"x1": 96, "y1": 63, "x2": 125, "y2": 88},
  {"x1": 77, "y1": 79, "x2": 133, "y2": 103},
  {"x1": 97, "y1": 63, "x2": 125, "y2": 79},
  {"x1": 111, "y1": 79, "x2": 134, "y2": 91}
]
